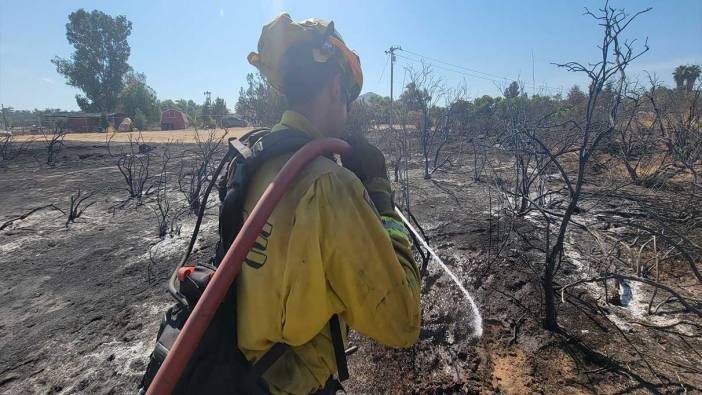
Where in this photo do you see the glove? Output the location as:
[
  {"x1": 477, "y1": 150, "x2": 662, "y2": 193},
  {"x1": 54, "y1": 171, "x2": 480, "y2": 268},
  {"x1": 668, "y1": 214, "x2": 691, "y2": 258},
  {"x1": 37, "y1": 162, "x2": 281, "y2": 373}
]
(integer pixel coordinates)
[
  {"x1": 341, "y1": 134, "x2": 394, "y2": 215},
  {"x1": 341, "y1": 133, "x2": 388, "y2": 183}
]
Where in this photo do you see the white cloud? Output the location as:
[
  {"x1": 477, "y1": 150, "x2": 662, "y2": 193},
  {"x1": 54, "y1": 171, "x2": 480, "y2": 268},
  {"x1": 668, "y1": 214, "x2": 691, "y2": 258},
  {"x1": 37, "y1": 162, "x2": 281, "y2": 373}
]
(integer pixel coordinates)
[
  {"x1": 42, "y1": 77, "x2": 55, "y2": 85},
  {"x1": 219, "y1": 8, "x2": 224, "y2": 17}
]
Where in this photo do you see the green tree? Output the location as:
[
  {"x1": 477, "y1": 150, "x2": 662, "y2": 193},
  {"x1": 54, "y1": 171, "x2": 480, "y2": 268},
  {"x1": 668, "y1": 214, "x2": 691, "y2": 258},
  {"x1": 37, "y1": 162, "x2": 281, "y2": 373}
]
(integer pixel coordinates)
[
  {"x1": 132, "y1": 109, "x2": 147, "y2": 130},
  {"x1": 235, "y1": 73, "x2": 286, "y2": 127},
  {"x1": 175, "y1": 99, "x2": 201, "y2": 125},
  {"x1": 175, "y1": 99, "x2": 191, "y2": 111},
  {"x1": 449, "y1": 99, "x2": 472, "y2": 131},
  {"x1": 673, "y1": 64, "x2": 701, "y2": 92},
  {"x1": 52, "y1": 9, "x2": 132, "y2": 113},
  {"x1": 117, "y1": 72, "x2": 160, "y2": 128},
  {"x1": 687, "y1": 65, "x2": 701, "y2": 91},
  {"x1": 673, "y1": 65, "x2": 686, "y2": 90},
  {"x1": 399, "y1": 82, "x2": 431, "y2": 112},
  {"x1": 367, "y1": 94, "x2": 391, "y2": 126},
  {"x1": 212, "y1": 97, "x2": 229, "y2": 118},
  {"x1": 473, "y1": 95, "x2": 496, "y2": 115},
  {"x1": 200, "y1": 94, "x2": 214, "y2": 128},
  {"x1": 685, "y1": 65, "x2": 700, "y2": 91},
  {"x1": 503, "y1": 81, "x2": 520, "y2": 98},
  {"x1": 566, "y1": 85, "x2": 587, "y2": 106},
  {"x1": 160, "y1": 99, "x2": 179, "y2": 111}
]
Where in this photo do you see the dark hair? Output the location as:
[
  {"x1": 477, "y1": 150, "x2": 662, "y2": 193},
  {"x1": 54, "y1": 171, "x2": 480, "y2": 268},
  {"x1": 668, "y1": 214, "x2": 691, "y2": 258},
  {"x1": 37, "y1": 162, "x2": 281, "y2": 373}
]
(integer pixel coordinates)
[{"x1": 280, "y1": 43, "x2": 342, "y2": 107}]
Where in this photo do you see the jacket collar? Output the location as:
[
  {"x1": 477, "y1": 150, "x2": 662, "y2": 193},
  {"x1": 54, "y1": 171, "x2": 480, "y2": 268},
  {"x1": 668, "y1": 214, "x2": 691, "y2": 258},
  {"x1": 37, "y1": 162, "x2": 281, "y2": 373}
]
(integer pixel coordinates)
[{"x1": 273, "y1": 110, "x2": 323, "y2": 139}]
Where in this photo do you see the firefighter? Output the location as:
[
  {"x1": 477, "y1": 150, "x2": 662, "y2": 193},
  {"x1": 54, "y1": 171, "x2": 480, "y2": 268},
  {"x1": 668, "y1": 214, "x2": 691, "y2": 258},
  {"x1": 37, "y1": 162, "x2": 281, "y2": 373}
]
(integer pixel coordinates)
[{"x1": 241, "y1": 13, "x2": 421, "y2": 394}]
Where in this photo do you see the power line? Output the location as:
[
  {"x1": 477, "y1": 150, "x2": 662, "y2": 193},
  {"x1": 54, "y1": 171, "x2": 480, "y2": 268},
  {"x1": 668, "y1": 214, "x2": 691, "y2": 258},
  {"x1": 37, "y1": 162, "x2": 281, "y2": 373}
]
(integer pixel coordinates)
[
  {"x1": 394, "y1": 56, "x2": 503, "y2": 98},
  {"x1": 374, "y1": 55, "x2": 390, "y2": 92},
  {"x1": 400, "y1": 48, "x2": 515, "y2": 82},
  {"x1": 395, "y1": 53, "x2": 501, "y2": 83},
  {"x1": 396, "y1": 48, "x2": 564, "y2": 95},
  {"x1": 396, "y1": 54, "x2": 563, "y2": 95}
]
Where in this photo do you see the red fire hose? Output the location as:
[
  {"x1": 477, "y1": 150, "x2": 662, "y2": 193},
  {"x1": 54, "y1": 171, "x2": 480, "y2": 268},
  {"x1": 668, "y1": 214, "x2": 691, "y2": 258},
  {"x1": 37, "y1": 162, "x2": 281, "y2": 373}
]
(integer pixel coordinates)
[{"x1": 146, "y1": 138, "x2": 352, "y2": 395}]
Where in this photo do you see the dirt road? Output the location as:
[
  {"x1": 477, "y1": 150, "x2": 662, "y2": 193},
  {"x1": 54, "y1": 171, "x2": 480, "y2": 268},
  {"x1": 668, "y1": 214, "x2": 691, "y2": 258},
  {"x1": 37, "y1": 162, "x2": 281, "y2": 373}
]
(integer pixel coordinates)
[{"x1": 13, "y1": 128, "x2": 249, "y2": 144}]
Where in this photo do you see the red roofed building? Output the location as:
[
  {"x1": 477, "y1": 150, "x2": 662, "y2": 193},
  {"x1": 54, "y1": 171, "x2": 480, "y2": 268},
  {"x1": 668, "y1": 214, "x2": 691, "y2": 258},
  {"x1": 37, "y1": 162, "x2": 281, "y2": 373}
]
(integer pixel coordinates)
[{"x1": 161, "y1": 109, "x2": 189, "y2": 130}]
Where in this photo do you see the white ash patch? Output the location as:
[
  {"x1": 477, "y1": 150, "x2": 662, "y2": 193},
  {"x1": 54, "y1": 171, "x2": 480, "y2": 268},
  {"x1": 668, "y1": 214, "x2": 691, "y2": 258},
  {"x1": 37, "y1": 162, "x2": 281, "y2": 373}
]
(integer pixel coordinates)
[
  {"x1": 0, "y1": 208, "x2": 64, "y2": 230},
  {"x1": 82, "y1": 301, "x2": 171, "y2": 383},
  {"x1": 121, "y1": 217, "x2": 219, "y2": 275},
  {"x1": 88, "y1": 339, "x2": 149, "y2": 377},
  {"x1": 137, "y1": 299, "x2": 173, "y2": 317},
  {"x1": 0, "y1": 238, "x2": 26, "y2": 254},
  {"x1": 617, "y1": 279, "x2": 690, "y2": 333}
]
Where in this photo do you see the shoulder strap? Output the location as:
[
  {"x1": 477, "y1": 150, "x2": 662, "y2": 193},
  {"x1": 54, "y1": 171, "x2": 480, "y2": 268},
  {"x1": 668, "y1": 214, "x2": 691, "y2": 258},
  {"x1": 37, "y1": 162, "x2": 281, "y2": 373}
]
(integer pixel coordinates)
[
  {"x1": 217, "y1": 128, "x2": 313, "y2": 264},
  {"x1": 245, "y1": 342, "x2": 290, "y2": 392},
  {"x1": 246, "y1": 128, "x2": 313, "y2": 172},
  {"x1": 245, "y1": 315, "x2": 349, "y2": 389},
  {"x1": 230, "y1": 127, "x2": 311, "y2": 163},
  {"x1": 217, "y1": 129, "x2": 351, "y2": 385},
  {"x1": 329, "y1": 314, "x2": 349, "y2": 381}
]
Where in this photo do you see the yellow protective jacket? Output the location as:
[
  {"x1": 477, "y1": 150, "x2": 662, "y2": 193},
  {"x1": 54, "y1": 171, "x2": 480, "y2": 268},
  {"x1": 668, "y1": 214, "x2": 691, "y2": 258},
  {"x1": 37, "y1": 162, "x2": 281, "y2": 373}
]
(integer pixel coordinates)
[{"x1": 237, "y1": 111, "x2": 421, "y2": 394}]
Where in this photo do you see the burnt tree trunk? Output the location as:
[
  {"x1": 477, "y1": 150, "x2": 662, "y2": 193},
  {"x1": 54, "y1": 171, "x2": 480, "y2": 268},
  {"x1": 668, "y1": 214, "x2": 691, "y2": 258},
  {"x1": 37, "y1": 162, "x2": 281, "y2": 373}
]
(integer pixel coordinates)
[{"x1": 542, "y1": 263, "x2": 558, "y2": 331}]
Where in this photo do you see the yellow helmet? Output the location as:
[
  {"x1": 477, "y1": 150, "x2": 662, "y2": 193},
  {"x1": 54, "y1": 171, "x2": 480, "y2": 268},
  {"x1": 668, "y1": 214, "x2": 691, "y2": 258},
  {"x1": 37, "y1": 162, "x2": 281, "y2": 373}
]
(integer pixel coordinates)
[{"x1": 248, "y1": 13, "x2": 363, "y2": 102}]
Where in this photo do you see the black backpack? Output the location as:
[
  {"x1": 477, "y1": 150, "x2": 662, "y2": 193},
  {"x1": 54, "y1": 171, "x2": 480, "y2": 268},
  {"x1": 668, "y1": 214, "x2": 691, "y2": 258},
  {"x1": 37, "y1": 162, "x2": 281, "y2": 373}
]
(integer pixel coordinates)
[{"x1": 138, "y1": 128, "x2": 349, "y2": 394}]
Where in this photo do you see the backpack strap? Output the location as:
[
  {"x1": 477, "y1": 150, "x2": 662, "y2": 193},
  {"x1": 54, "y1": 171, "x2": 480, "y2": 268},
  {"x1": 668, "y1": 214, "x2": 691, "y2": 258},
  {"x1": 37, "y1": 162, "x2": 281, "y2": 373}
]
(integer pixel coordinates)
[
  {"x1": 216, "y1": 128, "x2": 351, "y2": 387},
  {"x1": 245, "y1": 315, "x2": 348, "y2": 390},
  {"x1": 245, "y1": 342, "x2": 290, "y2": 392},
  {"x1": 215, "y1": 128, "x2": 313, "y2": 266},
  {"x1": 246, "y1": 128, "x2": 313, "y2": 174},
  {"x1": 329, "y1": 314, "x2": 349, "y2": 381},
  {"x1": 229, "y1": 138, "x2": 254, "y2": 161}
]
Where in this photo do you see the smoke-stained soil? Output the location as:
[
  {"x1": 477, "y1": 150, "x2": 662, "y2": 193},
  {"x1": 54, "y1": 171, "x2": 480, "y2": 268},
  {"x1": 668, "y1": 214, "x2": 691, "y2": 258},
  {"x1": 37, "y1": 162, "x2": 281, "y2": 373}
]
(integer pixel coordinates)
[{"x1": 1, "y1": 140, "x2": 700, "y2": 394}]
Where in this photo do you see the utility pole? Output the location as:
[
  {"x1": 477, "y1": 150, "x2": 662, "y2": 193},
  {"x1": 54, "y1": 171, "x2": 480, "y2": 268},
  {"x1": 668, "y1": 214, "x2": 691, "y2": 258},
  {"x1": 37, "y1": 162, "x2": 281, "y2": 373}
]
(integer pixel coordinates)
[
  {"x1": 201, "y1": 91, "x2": 212, "y2": 128},
  {"x1": 386, "y1": 45, "x2": 409, "y2": 209},
  {"x1": 385, "y1": 46, "x2": 401, "y2": 129}
]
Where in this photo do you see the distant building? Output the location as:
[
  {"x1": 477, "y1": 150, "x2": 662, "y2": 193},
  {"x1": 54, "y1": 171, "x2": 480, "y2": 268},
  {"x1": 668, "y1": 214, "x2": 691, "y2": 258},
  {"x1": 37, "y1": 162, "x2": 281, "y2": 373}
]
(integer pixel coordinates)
[
  {"x1": 161, "y1": 109, "x2": 189, "y2": 130},
  {"x1": 42, "y1": 112, "x2": 127, "y2": 133}
]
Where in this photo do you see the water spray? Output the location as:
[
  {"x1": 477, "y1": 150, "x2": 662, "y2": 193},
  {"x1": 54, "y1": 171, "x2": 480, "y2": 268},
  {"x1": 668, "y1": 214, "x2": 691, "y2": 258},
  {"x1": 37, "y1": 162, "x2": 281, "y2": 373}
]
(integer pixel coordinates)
[{"x1": 395, "y1": 206, "x2": 484, "y2": 338}]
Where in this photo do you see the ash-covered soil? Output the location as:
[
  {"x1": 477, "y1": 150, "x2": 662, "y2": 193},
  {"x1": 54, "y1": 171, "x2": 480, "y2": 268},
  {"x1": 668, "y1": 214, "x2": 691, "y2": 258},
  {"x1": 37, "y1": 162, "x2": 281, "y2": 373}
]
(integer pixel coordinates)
[{"x1": 1, "y1": 139, "x2": 700, "y2": 394}]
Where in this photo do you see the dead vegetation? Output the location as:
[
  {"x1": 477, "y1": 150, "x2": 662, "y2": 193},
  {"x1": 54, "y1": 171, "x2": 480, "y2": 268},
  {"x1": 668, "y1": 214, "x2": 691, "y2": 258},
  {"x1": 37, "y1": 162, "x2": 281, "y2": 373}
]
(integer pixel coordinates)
[
  {"x1": 361, "y1": 3, "x2": 702, "y2": 391},
  {"x1": 1, "y1": 3, "x2": 700, "y2": 394},
  {"x1": 1, "y1": 133, "x2": 31, "y2": 165},
  {"x1": 0, "y1": 204, "x2": 64, "y2": 231},
  {"x1": 42, "y1": 123, "x2": 68, "y2": 166},
  {"x1": 177, "y1": 129, "x2": 227, "y2": 213},
  {"x1": 116, "y1": 133, "x2": 153, "y2": 205},
  {"x1": 109, "y1": 129, "x2": 228, "y2": 240},
  {"x1": 64, "y1": 189, "x2": 96, "y2": 228},
  {"x1": 151, "y1": 147, "x2": 185, "y2": 239}
]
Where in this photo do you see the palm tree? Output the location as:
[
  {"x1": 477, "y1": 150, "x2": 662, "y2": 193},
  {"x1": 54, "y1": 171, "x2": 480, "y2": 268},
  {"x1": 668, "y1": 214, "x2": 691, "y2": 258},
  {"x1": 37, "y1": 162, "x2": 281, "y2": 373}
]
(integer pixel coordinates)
[
  {"x1": 684, "y1": 64, "x2": 701, "y2": 91},
  {"x1": 673, "y1": 65, "x2": 686, "y2": 90},
  {"x1": 673, "y1": 64, "x2": 702, "y2": 92}
]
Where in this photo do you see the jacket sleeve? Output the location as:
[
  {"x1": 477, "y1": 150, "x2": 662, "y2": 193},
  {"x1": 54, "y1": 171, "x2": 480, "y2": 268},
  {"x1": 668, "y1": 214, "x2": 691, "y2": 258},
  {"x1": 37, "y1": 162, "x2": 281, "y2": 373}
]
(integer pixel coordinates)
[{"x1": 304, "y1": 169, "x2": 421, "y2": 348}]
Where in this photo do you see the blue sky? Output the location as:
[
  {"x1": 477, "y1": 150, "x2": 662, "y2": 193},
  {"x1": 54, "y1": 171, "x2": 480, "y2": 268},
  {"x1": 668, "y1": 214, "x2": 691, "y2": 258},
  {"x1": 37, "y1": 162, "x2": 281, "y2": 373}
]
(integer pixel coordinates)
[{"x1": 1, "y1": 0, "x2": 701, "y2": 111}]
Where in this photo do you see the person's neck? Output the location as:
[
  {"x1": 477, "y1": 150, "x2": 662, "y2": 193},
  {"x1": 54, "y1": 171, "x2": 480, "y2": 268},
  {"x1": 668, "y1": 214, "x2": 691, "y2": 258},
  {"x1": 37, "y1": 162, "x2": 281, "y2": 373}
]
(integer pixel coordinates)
[{"x1": 290, "y1": 104, "x2": 328, "y2": 136}]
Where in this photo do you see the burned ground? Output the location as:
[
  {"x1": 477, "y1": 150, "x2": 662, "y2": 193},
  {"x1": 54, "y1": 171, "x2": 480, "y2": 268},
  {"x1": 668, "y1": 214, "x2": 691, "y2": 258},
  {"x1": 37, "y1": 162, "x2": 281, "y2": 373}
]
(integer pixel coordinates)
[{"x1": 1, "y1": 137, "x2": 700, "y2": 394}]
